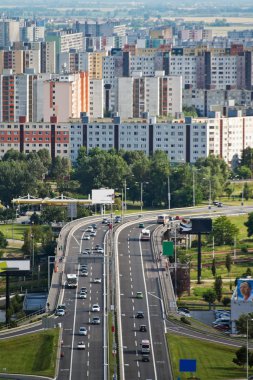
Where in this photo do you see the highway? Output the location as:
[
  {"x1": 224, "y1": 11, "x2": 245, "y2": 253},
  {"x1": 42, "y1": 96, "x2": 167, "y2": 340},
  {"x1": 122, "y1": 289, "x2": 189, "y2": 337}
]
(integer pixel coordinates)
[
  {"x1": 116, "y1": 221, "x2": 172, "y2": 380},
  {"x1": 1, "y1": 204, "x2": 253, "y2": 380},
  {"x1": 57, "y1": 220, "x2": 108, "y2": 380}
]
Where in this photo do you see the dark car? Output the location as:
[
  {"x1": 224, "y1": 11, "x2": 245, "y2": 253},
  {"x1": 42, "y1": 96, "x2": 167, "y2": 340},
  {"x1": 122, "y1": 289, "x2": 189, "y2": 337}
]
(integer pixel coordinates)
[
  {"x1": 142, "y1": 354, "x2": 150, "y2": 362},
  {"x1": 92, "y1": 223, "x2": 97, "y2": 229},
  {"x1": 136, "y1": 311, "x2": 144, "y2": 319},
  {"x1": 139, "y1": 325, "x2": 147, "y2": 332},
  {"x1": 91, "y1": 317, "x2": 101, "y2": 325}
]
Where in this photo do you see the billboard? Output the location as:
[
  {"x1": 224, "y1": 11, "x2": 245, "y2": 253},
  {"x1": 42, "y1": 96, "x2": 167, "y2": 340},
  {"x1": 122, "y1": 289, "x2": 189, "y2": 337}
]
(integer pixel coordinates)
[
  {"x1": 237, "y1": 279, "x2": 253, "y2": 302},
  {"x1": 92, "y1": 189, "x2": 115, "y2": 205},
  {"x1": 179, "y1": 218, "x2": 212, "y2": 234},
  {"x1": 0, "y1": 260, "x2": 30, "y2": 273}
]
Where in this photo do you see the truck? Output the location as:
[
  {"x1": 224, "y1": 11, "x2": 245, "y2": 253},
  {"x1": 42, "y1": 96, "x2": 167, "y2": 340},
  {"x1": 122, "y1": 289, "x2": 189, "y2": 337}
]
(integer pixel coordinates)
[
  {"x1": 140, "y1": 339, "x2": 150, "y2": 354},
  {"x1": 66, "y1": 274, "x2": 78, "y2": 288}
]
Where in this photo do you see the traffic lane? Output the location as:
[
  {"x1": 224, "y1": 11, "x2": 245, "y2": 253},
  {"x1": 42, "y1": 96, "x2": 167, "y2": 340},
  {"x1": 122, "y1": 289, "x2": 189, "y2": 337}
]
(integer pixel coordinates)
[
  {"x1": 118, "y1": 229, "x2": 156, "y2": 379},
  {"x1": 71, "y1": 261, "x2": 103, "y2": 380},
  {"x1": 145, "y1": 274, "x2": 171, "y2": 379}
]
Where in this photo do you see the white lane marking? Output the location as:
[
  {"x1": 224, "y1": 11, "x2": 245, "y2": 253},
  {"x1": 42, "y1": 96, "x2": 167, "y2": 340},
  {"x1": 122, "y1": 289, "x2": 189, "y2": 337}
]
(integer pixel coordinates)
[
  {"x1": 138, "y1": 371, "x2": 140, "y2": 377},
  {"x1": 135, "y1": 340, "x2": 137, "y2": 347},
  {"x1": 137, "y1": 360, "x2": 139, "y2": 367},
  {"x1": 134, "y1": 332, "x2": 136, "y2": 337},
  {"x1": 139, "y1": 236, "x2": 158, "y2": 380}
]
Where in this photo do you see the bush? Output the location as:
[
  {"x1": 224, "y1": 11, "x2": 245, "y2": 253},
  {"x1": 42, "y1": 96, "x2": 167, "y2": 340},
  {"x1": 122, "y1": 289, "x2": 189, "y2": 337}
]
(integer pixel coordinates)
[
  {"x1": 241, "y1": 245, "x2": 248, "y2": 253},
  {"x1": 222, "y1": 297, "x2": 231, "y2": 307},
  {"x1": 181, "y1": 316, "x2": 191, "y2": 325}
]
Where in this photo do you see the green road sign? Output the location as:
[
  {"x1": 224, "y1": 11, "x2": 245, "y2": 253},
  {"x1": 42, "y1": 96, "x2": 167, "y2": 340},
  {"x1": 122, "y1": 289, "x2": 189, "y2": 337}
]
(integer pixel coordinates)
[{"x1": 162, "y1": 241, "x2": 174, "y2": 256}]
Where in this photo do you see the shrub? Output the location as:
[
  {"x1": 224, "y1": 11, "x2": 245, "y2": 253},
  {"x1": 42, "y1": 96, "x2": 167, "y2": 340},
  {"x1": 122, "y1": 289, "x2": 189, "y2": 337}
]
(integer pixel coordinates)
[
  {"x1": 241, "y1": 245, "x2": 248, "y2": 253},
  {"x1": 222, "y1": 297, "x2": 231, "y2": 307},
  {"x1": 181, "y1": 316, "x2": 191, "y2": 325}
]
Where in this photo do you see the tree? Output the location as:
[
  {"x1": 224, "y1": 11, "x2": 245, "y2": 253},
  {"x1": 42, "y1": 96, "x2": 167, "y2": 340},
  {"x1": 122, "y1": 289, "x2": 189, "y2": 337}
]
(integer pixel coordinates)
[
  {"x1": 210, "y1": 216, "x2": 239, "y2": 245},
  {"x1": 236, "y1": 165, "x2": 252, "y2": 179},
  {"x1": 243, "y1": 182, "x2": 252, "y2": 200},
  {"x1": 222, "y1": 297, "x2": 231, "y2": 307},
  {"x1": 30, "y1": 212, "x2": 41, "y2": 225},
  {"x1": 202, "y1": 289, "x2": 216, "y2": 309},
  {"x1": 233, "y1": 346, "x2": 247, "y2": 368},
  {"x1": 225, "y1": 254, "x2": 232, "y2": 275},
  {"x1": 245, "y1": 212, "x2": 253, "y2": 237},
  {"x1": 236, "y1": 313, "x2": 253, "y2": 338},
  {"x1": 211, "y1": 258, "x2": 216, "y2": 277},
  {"x1": 240, "y1": 147, "x2": 253, "y2": 174},
  {"x1": 40, "y1": 206, "x2": 68, "y2": 224},
  {"x1": 0, "y1": 231, "x2": 8, "y2": 249},
  {"x1": 214, "y1": 276, "x2": 223, "y2": 302}
]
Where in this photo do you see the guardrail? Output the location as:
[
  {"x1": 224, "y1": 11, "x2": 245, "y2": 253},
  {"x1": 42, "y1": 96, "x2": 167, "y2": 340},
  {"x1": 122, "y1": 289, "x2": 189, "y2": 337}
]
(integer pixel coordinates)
[{"x1": 0, "y1": 307, "x2": 45, "y2": 331}]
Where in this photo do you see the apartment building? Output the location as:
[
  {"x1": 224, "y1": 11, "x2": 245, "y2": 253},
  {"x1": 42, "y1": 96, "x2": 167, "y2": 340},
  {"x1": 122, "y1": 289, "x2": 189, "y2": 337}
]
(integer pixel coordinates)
[
  {"x1": 0, "y1": 19, "x2": 20, "y2": 48},
  {"x1": 117, "y1": 72, "x2": 182, "y2": 118},
  {"x1": 43, "y1": 72, "x2": 89, "y2": 122},
  {"x1": 0, "y1": 117, "x2": 69, "y2": 158}
]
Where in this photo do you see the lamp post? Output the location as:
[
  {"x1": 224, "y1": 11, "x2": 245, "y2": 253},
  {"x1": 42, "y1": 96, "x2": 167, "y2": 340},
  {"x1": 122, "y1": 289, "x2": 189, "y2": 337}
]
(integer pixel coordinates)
[
  {"x1": 47, "y1": 256, "x2": 56, "y2": 292},
  {"x1": 241, "y1": 183, "x2": 244, "y2": 206},
  {"x1": 136, "y1": 181, "x2": 149, "y2": 214},
  {"x1": 124, "y1": 179, "x2": 127, "y2": 213},
  {"x1": 193, "y1": 169, "x2": 196, "y2": 207},
  {"x1": 203, "y1": 177, "x2": 212, "y2": 209},
  {"x1": 247, "y1": 318, "x2": 253, "y2": 379},
  {"x1": 168, "y1": 176, "x2": 171, "y2": 210}
]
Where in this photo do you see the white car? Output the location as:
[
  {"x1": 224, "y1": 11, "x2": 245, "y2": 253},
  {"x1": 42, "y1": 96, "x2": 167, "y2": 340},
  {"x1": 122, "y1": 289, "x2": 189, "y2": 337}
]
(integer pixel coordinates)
[
  {"x1": 82, "y1": 235, "x2": 90, "y2": 240},
  {"x1": 79, "y1": 292, "x2": 87, "y2": 299},
  {"x1": 86, "y1": 226, "x2": 93, "y2": 232},
  {"x1": 97, "y1": 248, "x2": 104, "y2": 254},
  {"x1": 80, "y1": 287, "x2": 87, "y2": 293},
  {"x1": 91, "y1": 304, "x2": 100, "y2": 312},
  {"x1": 55, "y1": 308, "x2": 65, "y2": 316},
  {"x1": 77, "y1": 341, "x2": 86, "y2": 350},
  {"x1": 80, "y1": 270, "x2": 88, "y2": 277},
  {"x1": 94, "y1": 278, "x2": 102, "y2": 283},
  {"x1": 79, "y1": 327, "x2": 87, "y2": 336},
  {"x1": 90, "y1": 231, "x2": 97, "y2": 237}
]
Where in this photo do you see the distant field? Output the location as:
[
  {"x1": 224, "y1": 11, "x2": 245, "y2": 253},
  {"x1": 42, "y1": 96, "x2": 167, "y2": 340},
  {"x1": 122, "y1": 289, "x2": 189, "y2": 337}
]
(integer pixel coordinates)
[{"x1": 0, "y1": 224, "x2": 28, "y2": 240}]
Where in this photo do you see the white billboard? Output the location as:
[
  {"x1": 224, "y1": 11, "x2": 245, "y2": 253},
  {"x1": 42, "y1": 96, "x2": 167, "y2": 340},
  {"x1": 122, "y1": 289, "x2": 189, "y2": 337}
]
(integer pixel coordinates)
[
  {"x1": 0, "y1": 260, "x2": 30, "y2": 273},
  {"x1": 92, "y1": 189, "x2": 115, "y2": 205}
]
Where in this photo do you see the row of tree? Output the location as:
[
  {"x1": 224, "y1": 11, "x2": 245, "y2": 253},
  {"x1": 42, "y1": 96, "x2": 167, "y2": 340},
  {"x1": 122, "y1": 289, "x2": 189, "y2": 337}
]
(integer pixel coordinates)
[{"x1": 1, "y1": 146, "x2": 253, "y2": 208}]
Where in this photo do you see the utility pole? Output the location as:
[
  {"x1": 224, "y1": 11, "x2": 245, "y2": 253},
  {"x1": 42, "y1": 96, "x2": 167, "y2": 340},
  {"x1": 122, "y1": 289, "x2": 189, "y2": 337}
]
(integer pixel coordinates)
[{"x1": 168, "y1": 176, "x2": 171, "y2": 210}]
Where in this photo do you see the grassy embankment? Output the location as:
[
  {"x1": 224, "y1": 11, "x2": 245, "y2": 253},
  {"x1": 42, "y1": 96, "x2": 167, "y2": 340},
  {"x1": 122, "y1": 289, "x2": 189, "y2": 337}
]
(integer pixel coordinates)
[
  {"x1": 167, "y1": 333, "x2": 247, "y2": 380},
  {"x1": 0, "y1": 329, "x2": 59, "y2": 377}
]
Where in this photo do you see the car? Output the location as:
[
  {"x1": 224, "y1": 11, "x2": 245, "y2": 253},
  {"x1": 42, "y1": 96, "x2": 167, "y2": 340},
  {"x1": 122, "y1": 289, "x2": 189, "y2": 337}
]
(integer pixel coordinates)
[
  {"x1": 92, "y1": 223, "x2": 97, "y2": 229},
  {"x1": 56, "y1": 304, "x2": 66, "y2": 310},
  {"x1": 80, "y1": 265, "x2": 88, "y2": 270},
  {"x1": 94, "y1": 278, "x2": 102, "y2": 283},
  {"x1": 86, "y1": 226, "x2": 93, "y2": 232},
  {"x1": 95, "y1": 244, "x2": 101, "y2": 249},
  {"x1": 213, "y1": 324, "x2": 230, "y2": 331},
  {"x1": 142, "y1": 354, "x2": 150, "y2": 362},
  {"x1": 115, "y1": 216, "x2": 121, "y2": 223},
  {"x1": 79, "y1": 327, "x2": 87, "y2": 336},
  {"x1": 77, "y1": 341, "x2": 86, "y2": 350},
  {"x1": 139, "y1": 325, "x2": 147, "y2": 332},
  {"x1": 80, "y1": 270, "x2": 88, "y2": 277},
  {"x1": 82, "y1": 235, "x2": 90, "y2": 240},
  {"x1": 82, "y1": 249, "x2": 91, "y2": 255},
  {"x1": 90, "y1": 231, "x2": 97, "y2": 237},
  {"x1": 212, "y1": 317, "x2": 230, "y2": 325},
  {"x1": 217, "y1": 202, "x2": 223, "y2": 207},
  {"x1": 136, "y1": 291, "x2": 143, "y2": 299},
  {"x1": 102, "y1": 218, "x2": 109, "y2": 224},
  {"x1": 139, "y1": 222, "x2": 144, "y2": 228},
  {"x1": 136, "y1": 311, "x2": 144, "y2": 319},
  {"x1": 92, "y1": 304, "x2": 100, "y2": 312},
  {"x1": 55, "y1": 308, "x2": 65, "y2": 316},
  {"x1": 97, "y1": 248, "x2": 104, "y2": 254},
  {"x1": 178, "y1": 310, "x2": 191, "y2": 317},
  {"x1": 178, "y1": 307, "x2": 190, "y2": 314},
  {"x1": 79, "y1": 292, "x2": 87, "y2": 299},
  {"x1": 80, "y1": 287, "x2": 87, "y2": 293},
  {"x1": 91, "y1": 316, "x2": 101, "y2": 325},
  {"x1": 213, "y1": 201, "x2": 219, "y2": 206}
]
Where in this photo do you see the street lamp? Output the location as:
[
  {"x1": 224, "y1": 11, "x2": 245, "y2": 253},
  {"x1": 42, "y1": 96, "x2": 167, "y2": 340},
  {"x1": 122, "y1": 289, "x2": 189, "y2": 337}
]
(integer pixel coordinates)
[
  {"x1": 247, "y1": 318, "x2": 253, "y2": 379},
  {"x1": 203, "y1": 177, "x2": 212, "y2": 210},
  {"x1": 168, "y1": 176, "x2": 171, "y2": 210},
  {"x1": 136, "y1": 181, "x2": 149, "y2": 214}
]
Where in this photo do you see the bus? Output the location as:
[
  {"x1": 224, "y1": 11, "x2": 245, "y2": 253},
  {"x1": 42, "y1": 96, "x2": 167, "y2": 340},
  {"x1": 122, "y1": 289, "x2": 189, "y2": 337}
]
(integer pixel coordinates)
[
  {"x1": 66, "y1": 274, "x2": 78, "y2": 288},
  {"x1": 141, "y1": 229, "x2": 151, "y2": 241},
  {"x1": 157, "y1": 214, "x2": 169, "y2": 224}
]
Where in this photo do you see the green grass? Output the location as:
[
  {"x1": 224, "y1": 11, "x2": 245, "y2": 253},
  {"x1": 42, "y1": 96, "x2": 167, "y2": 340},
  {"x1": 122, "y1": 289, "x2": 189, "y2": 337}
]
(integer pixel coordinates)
[
  {"x1": 167, "y1": 333, "x2": 247, "y2": 379},
  {"x1": 0, "y1": 329, "x2": 59, "y2": 377},
  {"x1": 0, "y1": 224, "x2": 29, "y2": 240}
]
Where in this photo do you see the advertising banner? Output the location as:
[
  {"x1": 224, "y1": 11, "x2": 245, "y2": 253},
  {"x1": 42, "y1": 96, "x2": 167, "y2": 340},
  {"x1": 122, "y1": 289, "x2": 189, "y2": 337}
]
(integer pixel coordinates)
[
  {"x1": 237, "y1": 279, "x2": 253, "y2": 302},
  {"x1": 92, "y1": 189, "x2": 115, "y2": 205}
]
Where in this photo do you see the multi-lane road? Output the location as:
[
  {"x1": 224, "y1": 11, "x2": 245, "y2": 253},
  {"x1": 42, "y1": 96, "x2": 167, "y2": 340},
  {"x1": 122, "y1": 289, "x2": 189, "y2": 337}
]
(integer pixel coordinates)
[{"x1": 1, "y1": 204, "x2": 253, "y2": 380}]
